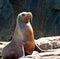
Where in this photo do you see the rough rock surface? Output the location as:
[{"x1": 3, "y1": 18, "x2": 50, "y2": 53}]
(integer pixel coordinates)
[
  {"x1": 0, "y1": 0, "x2": 60, "y2": 41},
  {"x1": 35, "y1": 36, "x2": 60, "y2": 50},
  {"x1": 18, "y1": 49, "x2": 60, "y2": 59},
  {"x1": 10, "y1": 0, "x2": 60, "y2": 39},
  {"x1": 0, "y1": 0, "x2": 15, "y2": 41},
  {"x1": 1, "y1": 36, "x2": 60, "y2": 59}
]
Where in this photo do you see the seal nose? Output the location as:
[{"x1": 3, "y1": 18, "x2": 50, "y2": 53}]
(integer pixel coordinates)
[
  {"x1": 27, "y1": 12, "x2": 33, "y2": 21},
  {"x1": 28, "y1": 12, "x2": 32, "y2": 17},
  {"x1": 23, "y1": 12, "x2": 32, "y2": 23}
]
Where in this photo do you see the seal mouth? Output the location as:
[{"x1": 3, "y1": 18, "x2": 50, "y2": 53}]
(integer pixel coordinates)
[{"x1": 24, "y1": 14, "x2": 32, "y2": 23}]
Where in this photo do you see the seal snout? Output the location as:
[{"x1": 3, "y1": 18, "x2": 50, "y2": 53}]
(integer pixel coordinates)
[{"x1": 24, "y1": 12, "x2": 32, "y2": 23}]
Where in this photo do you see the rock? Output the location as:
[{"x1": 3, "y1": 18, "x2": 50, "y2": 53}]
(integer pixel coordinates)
[
  {"x1": 0, "y1": 0, "x2": 15, "y2": 41},
  {"x1": 18, "y1": 58, "x2": 33, "y2": 59},
  {"x1": 10, "y1": 0, "x2": 60, "y2": 39},
  {"x1": 35, "y1": 36, "x2": 60, "y2": 50},
  {"x1": 0, "y1": 41, "x2": 9, "y2": 56},
  {"x1": 53, "y1": 0, "x2": 60, "y2": 9},
  {"x1": 25, "y1": 48, "x2": 60, "y2": 59},
  {"x1": 0, "y1": 0, "x2": 60, "y2": 40}
]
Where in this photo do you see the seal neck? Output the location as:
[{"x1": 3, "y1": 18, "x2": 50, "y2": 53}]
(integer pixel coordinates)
[{"x1": 12, "y1": 22, "x2": 23, "y2": 44}]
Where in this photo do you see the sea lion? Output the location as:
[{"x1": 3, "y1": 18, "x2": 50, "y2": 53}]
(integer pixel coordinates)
[
  {"x1": 16, "y1": 12, "x2": 46, "y2": 55},
  {"x1": 2, "y1": 12, "x2": 49, "y2": 59}
]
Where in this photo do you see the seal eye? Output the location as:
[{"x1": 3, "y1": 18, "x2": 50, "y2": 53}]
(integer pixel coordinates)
[{"x1": 22, "y1": 14, "x2": 25, "y2": 16}]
